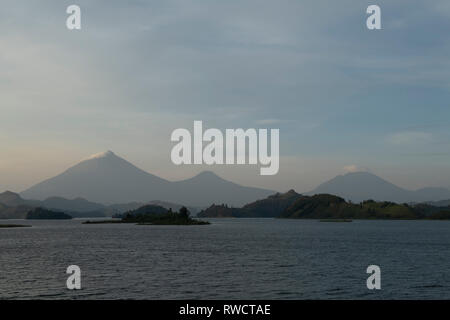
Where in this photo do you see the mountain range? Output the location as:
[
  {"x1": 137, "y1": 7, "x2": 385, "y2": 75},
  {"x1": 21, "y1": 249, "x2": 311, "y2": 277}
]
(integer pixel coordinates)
[
  {"x1": 0, "y1": 191, "x2": 202, "y2": 219},
  {"x1": 20, "y1": 151, "x2": 274, "y2": 207},
  {"x1": 3, "y1": 152, "x2": 450, "y2": 218}
]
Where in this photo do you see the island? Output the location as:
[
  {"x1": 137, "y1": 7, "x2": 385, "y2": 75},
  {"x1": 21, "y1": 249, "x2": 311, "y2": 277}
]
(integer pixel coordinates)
[
  {"x1": 0, "y1": 224, "x2": 32, "y2": 228},
  {"x1": 26, "y1": 207, "x2": 72, "y2": 220},
  {"x1": 84, "y1": 205, "x2": 209, "y2": 225}
]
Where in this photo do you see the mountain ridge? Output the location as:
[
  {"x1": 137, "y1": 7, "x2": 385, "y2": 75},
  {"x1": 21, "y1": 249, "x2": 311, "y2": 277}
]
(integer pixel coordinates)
[
  {"x1": 0, "y1": 191, "x2": 203, "y2": 219},
  {"x1": 20, "y1": 151, "x2": 274, "y2": 207},
  {"x1": 14, "y1": 153, "x2": 450, "y2": 209}
]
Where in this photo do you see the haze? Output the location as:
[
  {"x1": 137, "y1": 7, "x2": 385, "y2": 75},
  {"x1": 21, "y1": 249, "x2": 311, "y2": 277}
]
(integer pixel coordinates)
[{"x1": 1, "y1": 0, "x2": 450, "y2": 193}]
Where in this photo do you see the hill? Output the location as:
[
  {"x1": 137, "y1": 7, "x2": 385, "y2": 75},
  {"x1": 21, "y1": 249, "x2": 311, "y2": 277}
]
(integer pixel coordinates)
[
  {"x1": 426, "y1": 199, "x2": 450, "y2": 207},
  {"x1": 198, "y1": 191, "x2": 450, "y2": 220},
  {"x1": 198, "y1": 190, "x2": 303, "y2": 218},
  {"x1": 0, "y1": 191, "x2": 106, "y2": 219},
  {"x1": 197, "y1": 204, "x2": 240, "y2": 218},
  {"x1": 239, "y1": 189, "x2": 303, "y2": 217},
  {"x1": 281, "y1": 194, "x2": 450, "y2": 220},
  {"x1": 0, "y1": 203, "x2": 34, "y2": 219},
  {"x1": 26, "y1": 207, "x2": 72, "y2": 220},
  {"x1": 0, "y1": 191, "x2": 201, "y2": 219},
  {"x1": 41, "y1": 196, "x2": 105, "y2": 213},
  {"x1": 123, "y1": 204, "x2": 168, "y2": 216}
]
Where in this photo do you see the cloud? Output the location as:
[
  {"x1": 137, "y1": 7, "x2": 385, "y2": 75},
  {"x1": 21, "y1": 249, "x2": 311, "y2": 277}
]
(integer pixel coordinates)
[
  {"x1": 2, "y1": 0, "x2": 450, "y2": 192},
  {"x1": 343, "y1": 165, "x2": 368, "y2": 173},
  {"x1": 387, "y1": 131, "x2": 433, "y2": 146},
  {"x1": 255, "y1": 119, "x2": 282, "y2": 125}
]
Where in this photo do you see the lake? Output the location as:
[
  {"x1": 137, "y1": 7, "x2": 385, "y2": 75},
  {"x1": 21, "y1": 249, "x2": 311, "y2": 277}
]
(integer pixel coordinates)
[{"x1": 0, "y1": 218, "x2": 449, "y2": 299}]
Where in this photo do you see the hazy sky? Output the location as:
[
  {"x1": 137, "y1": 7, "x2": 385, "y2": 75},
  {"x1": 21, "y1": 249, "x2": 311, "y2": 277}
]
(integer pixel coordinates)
[{"x1": 1, "y1": 0, "x2": 450, "y2": 193}]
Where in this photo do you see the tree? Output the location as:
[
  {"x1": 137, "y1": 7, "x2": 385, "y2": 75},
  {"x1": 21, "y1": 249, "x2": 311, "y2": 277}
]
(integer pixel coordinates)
[{"x1": 179, "y1": 206, "x2": 190, "y2": 219}]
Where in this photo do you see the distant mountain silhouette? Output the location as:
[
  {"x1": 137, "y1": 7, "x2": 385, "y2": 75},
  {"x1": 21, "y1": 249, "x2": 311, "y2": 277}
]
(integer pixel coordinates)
[
  {"x1": 26, "y1": 207, "x2": 72, "y2": 220},
  {"x1": 21, "y1": 151, "x2": 274, "y2": 206},
  {"x1": 427, "y1": 199, "x2": 450, "y2": 207},
  {"x1": 0, "y1": 190, "x2": 203, "y2": 219},
  {"x1": 0, "y1": 191, "x2": 33, "y2": 207},
  {"x1": 413, "y1": 188, "x2": 450, "y2": 203},
  {"x1": 41, "y1": 196, "x2": 105, "y2": 212},
  {"x1": 307, "y1": 172, "x2": 450, "y2": 203},
  {"x1": 0, "y1": 191, "x2": 104, "y2": 218},
  {"x1": 170, "y1": 171, "x2": 274, "y2": 207},
  {"x1": 0, "y1": 203, "x2": 34, "y2": 219}
]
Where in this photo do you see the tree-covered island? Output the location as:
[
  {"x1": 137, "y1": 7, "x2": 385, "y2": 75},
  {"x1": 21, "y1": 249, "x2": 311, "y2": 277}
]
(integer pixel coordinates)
[{"x1": 84, "y1": 205, "x2": 209, "y2": 225}]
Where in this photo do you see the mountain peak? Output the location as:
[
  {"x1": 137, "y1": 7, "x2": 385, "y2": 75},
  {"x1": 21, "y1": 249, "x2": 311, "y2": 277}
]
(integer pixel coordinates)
[
  {"x1": 20, "y1": 154, "x2": 274, "y2": 206},
  {"x1": 309, "y1": 171, "x2": 450, "y2": 203},
  {"x1": 0, "y1": 190, "x2": 20, "y2": 197},
  {"x1": 84, "y1": 150, "x2": 116, "y2": 161},
  {"x1": 342, "y1": 171, "x2": 375, "y2": 177},
  {"x1": 190, "y1": 171, "x2": 227, "y2": 182},
  {"x1": 0, "y1": 191, "x2": 25, "y2": 206},
  {"x1": 196, "y1": 171, "x2": 220, "y2": 178}
]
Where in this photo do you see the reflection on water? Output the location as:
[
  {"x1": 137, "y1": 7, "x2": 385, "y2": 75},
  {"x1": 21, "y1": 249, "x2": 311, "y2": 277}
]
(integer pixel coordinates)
[{"x1": 0, "y1": 218, "x2": 449, "y2": 299}]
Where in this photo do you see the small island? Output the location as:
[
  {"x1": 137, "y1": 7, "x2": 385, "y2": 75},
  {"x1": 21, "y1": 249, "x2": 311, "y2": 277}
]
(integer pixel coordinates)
[
  {"x1": 84, "y1": 205, "x2": 209, "y2": 225},
  {"x1": 26, "y1": 207, "x2": 72, "y2": 220},
  {"x1": 0, "y1": 224, "x2": 32, "y2": 228},
  {"x1": 320, "y1": 219, "x2": 353, "y2": 222}
]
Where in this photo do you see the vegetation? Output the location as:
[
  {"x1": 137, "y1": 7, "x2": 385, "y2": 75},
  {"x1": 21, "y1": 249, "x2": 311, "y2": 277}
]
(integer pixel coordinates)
[
  {"x1": 428, "y1": 211, "x2": 450, "y2": 220},
  {"x1": 124, "y1": 204, "x2": 169, "y2": 216},
  {"x1": 123, "y1": 206, "x2": 209, "y2": 225},
  {"x1": 198, "y1": 190, "x2": 303, "y2": 218},
  {"x1": 0, "y1": 203, "x2": 34, "y2": 219},
  {"x1": 280, "y1": 194, "x2": 450, "y2": 220},
  {"x1": 26, "y1": 207, "x2": 72, "y2": 220},
  {"x1": 197, "y1": 204, "x2": 240, "y2": 218},
  {"x1": 239, "y1": 189, "x2": 302, "y2": 217},
  {"x1": 199, "y1": 191, "x2": 450, "y2": 220}
]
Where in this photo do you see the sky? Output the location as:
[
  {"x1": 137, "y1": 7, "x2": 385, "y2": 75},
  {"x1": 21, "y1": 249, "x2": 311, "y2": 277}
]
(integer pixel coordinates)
[{"x1": 1, "y1": 0, "x2": 450, "y2": 193}]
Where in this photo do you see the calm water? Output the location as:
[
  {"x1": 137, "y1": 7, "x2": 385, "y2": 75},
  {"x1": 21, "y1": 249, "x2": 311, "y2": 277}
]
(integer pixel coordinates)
[{"x1": 0, "y1": 218, "x2": 449, "y2": 299}]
